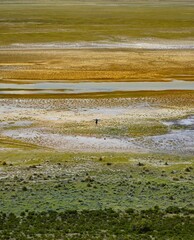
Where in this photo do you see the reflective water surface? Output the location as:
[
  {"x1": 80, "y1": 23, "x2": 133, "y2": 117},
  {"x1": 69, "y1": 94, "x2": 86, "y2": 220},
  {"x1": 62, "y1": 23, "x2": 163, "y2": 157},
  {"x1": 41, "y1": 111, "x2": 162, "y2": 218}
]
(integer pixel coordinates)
[{"x1": 1, "y1": 80, "x2": 194, "y2": 94}]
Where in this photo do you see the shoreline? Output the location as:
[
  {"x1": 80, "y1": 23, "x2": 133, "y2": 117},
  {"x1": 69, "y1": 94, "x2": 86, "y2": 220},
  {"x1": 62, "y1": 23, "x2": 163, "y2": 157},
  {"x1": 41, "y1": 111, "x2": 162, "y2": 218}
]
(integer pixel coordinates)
[{"x1": 1, "y1": 89, "x2": 194, "y2": 99}]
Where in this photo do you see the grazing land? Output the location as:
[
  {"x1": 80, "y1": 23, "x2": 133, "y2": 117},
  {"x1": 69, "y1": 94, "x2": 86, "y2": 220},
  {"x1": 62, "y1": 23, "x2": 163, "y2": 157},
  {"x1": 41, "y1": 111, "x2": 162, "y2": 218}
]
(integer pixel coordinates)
[
  {"x1": 0, "y1": 208, "x2": 194, "y2": 240},
  {"x1": 1, "y1": 49, "x2": 194, "y2": 82},
  {"x1": 0, "y1": 95, "x2": 194, "y2": 240},
  {"x1": 0, "y1": 0, "x2": 194, "y2": 239},
  {"x1": 0, "y1": 0, "x2": 194, "y2": 45}
]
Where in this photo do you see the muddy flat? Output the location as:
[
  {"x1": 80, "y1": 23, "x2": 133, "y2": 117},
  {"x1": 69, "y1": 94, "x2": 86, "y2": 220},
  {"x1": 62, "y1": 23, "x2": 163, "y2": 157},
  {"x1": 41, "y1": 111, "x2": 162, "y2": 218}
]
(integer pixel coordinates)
[{"x1": 1, "y1": 95, "x2": 194, "y2": 154}]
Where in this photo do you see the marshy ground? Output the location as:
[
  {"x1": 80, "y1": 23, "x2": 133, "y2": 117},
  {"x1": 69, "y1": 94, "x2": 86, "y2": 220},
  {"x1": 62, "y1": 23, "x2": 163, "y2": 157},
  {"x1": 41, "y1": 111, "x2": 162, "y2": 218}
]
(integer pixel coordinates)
[
  {"x1": 0, "y1": 94, "x2": 193, "y2": 214},
  {"x1": 1, "y1": 49, "x2": 194, "y2": 82},
  {"x1": 0, "y1": 0, "x2": 194, "y2": 239}
]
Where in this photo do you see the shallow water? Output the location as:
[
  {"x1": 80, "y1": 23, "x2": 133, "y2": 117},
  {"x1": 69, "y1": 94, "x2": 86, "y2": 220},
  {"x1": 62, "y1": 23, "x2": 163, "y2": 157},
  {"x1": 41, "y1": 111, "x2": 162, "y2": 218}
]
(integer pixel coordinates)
[
  {"x1": 2, "y1": 41, "x2": 194, "y2": 50},
  {"x1": 140, "y1": 115, "x2": 194, "y2": 154},
  {"x1": 163, "y1": 115, "x2": 194, "y2": 128},
  {"x1": 1, "y1": 80, "x2": 194, "y2": 94}
]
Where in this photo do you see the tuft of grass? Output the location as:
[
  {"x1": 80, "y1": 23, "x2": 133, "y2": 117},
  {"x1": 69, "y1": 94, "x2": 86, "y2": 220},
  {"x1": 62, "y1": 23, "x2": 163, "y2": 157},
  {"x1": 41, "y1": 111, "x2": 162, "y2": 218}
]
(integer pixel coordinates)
[{"x1": 0, "y1": 151, "x2": 193, "y2": 214}]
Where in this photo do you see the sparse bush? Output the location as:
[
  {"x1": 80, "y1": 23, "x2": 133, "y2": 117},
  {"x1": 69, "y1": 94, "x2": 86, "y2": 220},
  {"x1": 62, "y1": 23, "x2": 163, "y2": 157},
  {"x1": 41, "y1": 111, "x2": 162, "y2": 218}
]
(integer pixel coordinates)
[
  {"x1": 22, "y1": 186, "x2": 28, "y2": 191},
  {"x1": 0, "y1": 207, "x2": 193, "y2": 240},
  {"x1": 166, "y1": 206, "x2": 181, "y2": 214}
]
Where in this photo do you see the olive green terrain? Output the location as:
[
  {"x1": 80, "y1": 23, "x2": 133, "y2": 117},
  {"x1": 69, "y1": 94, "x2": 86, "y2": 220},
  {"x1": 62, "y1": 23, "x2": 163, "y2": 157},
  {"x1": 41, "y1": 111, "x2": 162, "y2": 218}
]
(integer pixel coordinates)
[
  {"x1": 0, "y1": 0, "x2": 194, "y2": 45},
  {"x1": 1, "y1": 148, "x2": 193, "y2": 213},
  {"x1": 0, "y1": 208, "x2": 194, "y2": 240},
  {"x1": 0, "y1": 1, "x2": 194, "y2": 239}
]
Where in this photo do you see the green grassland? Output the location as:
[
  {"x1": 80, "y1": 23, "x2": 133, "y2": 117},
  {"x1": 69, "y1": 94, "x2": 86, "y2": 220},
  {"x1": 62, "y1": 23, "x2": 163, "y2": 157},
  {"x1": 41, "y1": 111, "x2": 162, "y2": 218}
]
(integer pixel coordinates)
[
  {"x1": 0, "y1": 150, "x2": 193, "y2": 214},
  {"x1": 0, "y1": 1, "x2": 194, "y2": 45},
  {"x1": 0, "y1": 208, "x2": 194, "y2": 240},
  {"x1": 49, "y1": 119, "x2": 168, "y2": 138},
  {"x1": 0, "y1": 148, "x2": 193, "y2": 238},
  {"x1": 0, "y1": 94, "x2": 193, "y2": 238}
]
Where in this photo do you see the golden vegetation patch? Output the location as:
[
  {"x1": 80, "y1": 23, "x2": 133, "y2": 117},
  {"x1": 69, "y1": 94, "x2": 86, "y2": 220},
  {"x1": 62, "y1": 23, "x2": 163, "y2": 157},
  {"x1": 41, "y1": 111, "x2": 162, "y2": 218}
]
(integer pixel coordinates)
[{"x1": 0, "y1": 50, "x2": 194, "y2": 82}]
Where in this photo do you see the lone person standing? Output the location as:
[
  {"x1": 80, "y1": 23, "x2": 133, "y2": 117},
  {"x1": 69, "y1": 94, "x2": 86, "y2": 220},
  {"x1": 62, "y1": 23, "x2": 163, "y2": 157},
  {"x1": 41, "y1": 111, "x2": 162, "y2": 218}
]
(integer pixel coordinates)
[{"x1": 95, "y1": 119, "x2": 99, "y2": 126}]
